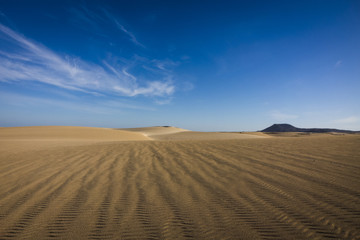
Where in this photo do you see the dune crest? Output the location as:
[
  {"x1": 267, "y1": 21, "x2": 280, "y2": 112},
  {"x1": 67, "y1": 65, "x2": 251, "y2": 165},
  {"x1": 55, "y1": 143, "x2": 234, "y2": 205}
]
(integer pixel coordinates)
[
  {"x1": 0, "y1": 126, "x2": 150, "y2": 152},
  {"x1": 0, "y1": 126, "x2": 150, "y2": 141}
]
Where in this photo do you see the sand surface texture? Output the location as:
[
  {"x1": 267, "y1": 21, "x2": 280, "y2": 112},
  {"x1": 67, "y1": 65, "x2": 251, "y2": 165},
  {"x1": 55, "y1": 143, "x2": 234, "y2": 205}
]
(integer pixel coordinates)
[{"x1": 0, "y1": 126, "x2": 359, "y2": 239}]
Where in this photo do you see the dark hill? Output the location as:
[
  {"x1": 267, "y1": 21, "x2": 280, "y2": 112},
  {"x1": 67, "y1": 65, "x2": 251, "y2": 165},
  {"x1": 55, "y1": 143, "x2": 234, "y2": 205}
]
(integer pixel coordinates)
[
  {"x1": 261, "y1": 124, "x2": 358, "y2": 133},
  {"x1": 262, "y1": 124, "x2": 299, "y2": 132}
]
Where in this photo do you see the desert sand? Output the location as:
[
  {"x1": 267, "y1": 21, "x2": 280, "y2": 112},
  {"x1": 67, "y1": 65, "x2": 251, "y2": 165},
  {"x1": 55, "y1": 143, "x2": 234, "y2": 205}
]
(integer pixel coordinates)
[{"x1": 0, "y1": 126, "x2": 359, "y2": 239}]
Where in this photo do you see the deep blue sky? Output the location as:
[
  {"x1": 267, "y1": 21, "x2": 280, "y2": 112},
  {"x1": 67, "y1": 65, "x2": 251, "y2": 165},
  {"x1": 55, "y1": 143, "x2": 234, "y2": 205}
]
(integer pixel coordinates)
[{"x1": 0, "y1": 0, "x2": 359, "y2": 131}]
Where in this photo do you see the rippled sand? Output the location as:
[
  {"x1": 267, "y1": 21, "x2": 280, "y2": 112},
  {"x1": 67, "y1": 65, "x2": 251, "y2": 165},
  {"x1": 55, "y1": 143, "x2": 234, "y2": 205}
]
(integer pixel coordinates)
[{"x1": 0, "y1": 127, "x2": 359, "y2": 239}]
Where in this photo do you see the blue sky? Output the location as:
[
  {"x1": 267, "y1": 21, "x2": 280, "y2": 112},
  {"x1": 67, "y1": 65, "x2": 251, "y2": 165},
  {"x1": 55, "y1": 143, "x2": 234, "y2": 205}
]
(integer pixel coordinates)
[{"x1": 0, "y1": 0, "x2": 359, "y2": 131}]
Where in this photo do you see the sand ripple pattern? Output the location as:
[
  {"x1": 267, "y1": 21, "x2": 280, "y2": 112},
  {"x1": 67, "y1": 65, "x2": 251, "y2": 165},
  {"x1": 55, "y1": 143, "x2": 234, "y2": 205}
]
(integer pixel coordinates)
[{"x1": 0, "y1": 136, "x2": 360, "y2": 239}]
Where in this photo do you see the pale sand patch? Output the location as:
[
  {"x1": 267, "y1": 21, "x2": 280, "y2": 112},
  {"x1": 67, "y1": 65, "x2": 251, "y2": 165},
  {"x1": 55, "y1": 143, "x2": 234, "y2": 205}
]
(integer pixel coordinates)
[
  {"x1": 118, "y1": 126, "x2": 189, "y2": 136},
  {"x1": 119, "y1": 126, "x2": 269, "y2": 140},
  {"x1": 0, "y1": 127, "x2": 359, "y2": 239}
]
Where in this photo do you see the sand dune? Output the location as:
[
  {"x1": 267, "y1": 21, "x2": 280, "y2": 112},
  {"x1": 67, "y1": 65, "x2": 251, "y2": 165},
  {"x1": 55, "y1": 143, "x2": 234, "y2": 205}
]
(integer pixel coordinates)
[
  {"x1": 118, "y1": 126, "x2": 189, "y2": 137},
  {"x1": 120, "y1": 126, "x2": 267, "y2": 140},
  {"x1": 0, "y1": 126, "x2": 360, "y2": 239},
  {"x1": 0, "y1": 126, "x2": 150, "y2": 141},
  {"x1": 0, "y1": 126, "x2": 150, "y2": 152}
]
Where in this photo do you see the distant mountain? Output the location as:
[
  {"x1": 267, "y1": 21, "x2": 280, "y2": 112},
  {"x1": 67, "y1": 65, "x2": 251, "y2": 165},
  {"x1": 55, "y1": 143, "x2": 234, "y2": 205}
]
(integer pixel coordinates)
[{"x1": 261, "y1": 124, "x2": 359, "y2": 133}]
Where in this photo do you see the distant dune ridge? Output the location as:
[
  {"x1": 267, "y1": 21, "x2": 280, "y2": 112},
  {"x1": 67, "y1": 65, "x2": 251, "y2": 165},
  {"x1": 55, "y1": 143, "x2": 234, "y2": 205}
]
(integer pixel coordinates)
[
  {"x1": 118, "y1": 126, "x2": 189, "y2": 137},
  {"x1": 0, "y1": 126, "x2": 360, "y2": 239},
  {"x1": 0, "y1": 126, "x2": 151, "y2": 141},
  {"x1": 261, "y1": 123, "x2": 359, "y2": 133},
  {"x1": 118, "y1": 126, "x2": 267, "y2": 140}
]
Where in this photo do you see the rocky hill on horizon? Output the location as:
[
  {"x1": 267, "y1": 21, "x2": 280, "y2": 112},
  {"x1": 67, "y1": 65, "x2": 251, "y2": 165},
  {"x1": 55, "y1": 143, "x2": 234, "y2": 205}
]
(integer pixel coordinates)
[{"x1": 261, "y1": 123, "x2": 359, "y2": 133}]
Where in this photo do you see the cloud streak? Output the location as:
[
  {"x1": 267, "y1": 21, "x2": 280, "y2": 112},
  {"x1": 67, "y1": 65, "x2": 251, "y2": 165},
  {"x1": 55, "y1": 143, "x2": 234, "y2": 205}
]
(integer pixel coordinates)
[
  {"x1": 0, "y1": 23, "x2": 174, "y2": 98},
  {"x1": 333, "y1": 116, "x2": 359, "y2": 124},
  {"x1": 0, "y1": 90, "x2": 155, "y2": 113},
  {"x1": 335, "y1": 60, "x2": 342, "y2": 68},
  {"x1": 71, "y1": 6, "x2": 145, "y2": 47},
  {"x1": 100, "y1": 8, "x2": 144, "y2": 47},
  {"x1": 113, "y1": 19, "x2": 145, "y2": 47}
]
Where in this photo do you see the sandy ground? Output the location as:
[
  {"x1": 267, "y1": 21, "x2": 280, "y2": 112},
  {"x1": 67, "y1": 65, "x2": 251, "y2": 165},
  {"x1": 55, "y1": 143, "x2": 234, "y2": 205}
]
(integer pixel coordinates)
[{"x1": 0, "y1": 126, "x2": 359, "y2": 239}]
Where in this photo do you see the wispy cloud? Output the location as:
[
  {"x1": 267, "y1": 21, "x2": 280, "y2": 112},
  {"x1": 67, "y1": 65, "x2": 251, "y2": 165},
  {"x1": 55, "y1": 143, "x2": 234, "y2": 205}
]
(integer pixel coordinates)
[
  {"x1": 335, "y1": 60, "x2": 342, "y2": 68},
  {"x1": 152, "y1": 59, "x2": 178, "y2": 71},
  {"x1": 100, "y1": 8, "x2": 140, "y2": 45},
  {"x1": 0, "y1": 23, "x2": 174, "y2": 98},
  {"x1": 113, "y1": 19, "x2": 145, "y2": 48},
  {"x1": 68, "y1": 5, "x2": 106, "y2": 36},
  {"x1": 333, "y1": 116, "x2": 359, "y2": 124},
  {"x1": 0, "y1": 90, "x2": 155, "y2": 116},
  {"x1": 70, "y1": 6, "x2": 144, "y2": 47},
  {"x1": 270, "y1": 110, "x2": 298, "y2": 121}
]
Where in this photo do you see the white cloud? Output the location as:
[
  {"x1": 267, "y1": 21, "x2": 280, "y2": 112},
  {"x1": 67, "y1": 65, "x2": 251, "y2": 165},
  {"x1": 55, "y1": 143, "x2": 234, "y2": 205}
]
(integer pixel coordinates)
[
  {"x1": 0, "y1": 90, "x2": 155, "y2": 114},
  {"x1": 154, "y1": 98, "x2": 173, "y2": 105},
  {"x1": 270, "y1": 111, "x2": 298, "y2": 121},
  {"x1": 333, "y1": 116, "x2": 359, "y2": 124},
  {"x1": 0, "y1": 23, "x2": 174, "y2": 98},
  {"x1": 113, "y1": 81, "x2": 174, "y2": 97}
]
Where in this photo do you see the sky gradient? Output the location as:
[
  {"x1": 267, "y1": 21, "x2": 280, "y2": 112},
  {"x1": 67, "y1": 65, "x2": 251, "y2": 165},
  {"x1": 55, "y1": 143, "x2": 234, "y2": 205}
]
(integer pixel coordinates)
[{"x1": 0, "y1": 0, "x2": 359, "y2": 131}]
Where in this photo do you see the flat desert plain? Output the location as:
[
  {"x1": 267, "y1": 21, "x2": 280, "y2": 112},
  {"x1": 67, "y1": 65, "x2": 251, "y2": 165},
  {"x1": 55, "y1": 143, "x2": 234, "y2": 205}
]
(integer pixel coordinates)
[{"x1": 0, "y1": 126, "x2": 359, "y2": 239}]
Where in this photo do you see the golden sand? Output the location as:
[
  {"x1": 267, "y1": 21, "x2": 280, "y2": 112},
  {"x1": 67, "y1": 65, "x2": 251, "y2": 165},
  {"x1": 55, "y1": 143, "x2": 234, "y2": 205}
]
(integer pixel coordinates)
[{"x1": 0, "y1": 126, "x2": 359, "y2": 239}]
